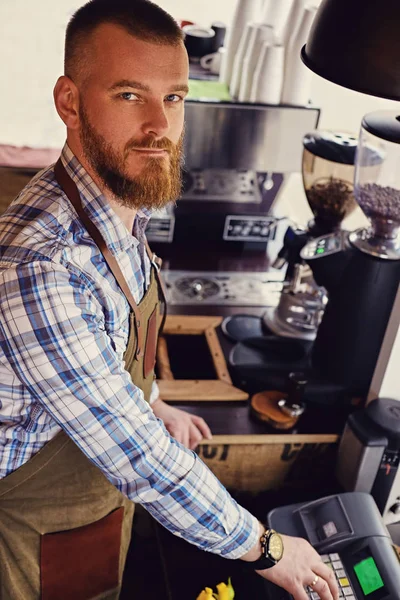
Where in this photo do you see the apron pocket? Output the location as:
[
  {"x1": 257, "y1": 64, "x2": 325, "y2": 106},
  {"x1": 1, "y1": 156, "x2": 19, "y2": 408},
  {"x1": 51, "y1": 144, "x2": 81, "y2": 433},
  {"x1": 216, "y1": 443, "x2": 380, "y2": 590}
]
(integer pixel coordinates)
[
  {"x1": 40, "y1": 506, "x2": 124, "y2": 600},
  {"x1": 144, "y1": 305, "x2": 158, "y2": 379}
]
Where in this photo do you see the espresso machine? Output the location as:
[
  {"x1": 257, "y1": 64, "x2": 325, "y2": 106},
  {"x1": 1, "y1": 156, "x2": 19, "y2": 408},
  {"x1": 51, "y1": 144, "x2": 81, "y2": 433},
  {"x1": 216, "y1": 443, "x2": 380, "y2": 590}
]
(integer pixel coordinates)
[
  {"x1": 263, "y1": 130, "x2": 358, "y2": 341},
  {"x1": 149, "y1": 100, "x2": 320, "y2": 307}
]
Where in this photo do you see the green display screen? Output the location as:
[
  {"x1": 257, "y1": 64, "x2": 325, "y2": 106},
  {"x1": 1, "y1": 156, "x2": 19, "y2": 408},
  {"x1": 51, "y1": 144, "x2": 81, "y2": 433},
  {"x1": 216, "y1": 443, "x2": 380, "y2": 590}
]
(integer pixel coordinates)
[
  {"x1": 353, "y1": 557, "x2": 384, "y2": 595},
  {"x1": 316, "y1": 247, "x2": 325, "y2": 254}
]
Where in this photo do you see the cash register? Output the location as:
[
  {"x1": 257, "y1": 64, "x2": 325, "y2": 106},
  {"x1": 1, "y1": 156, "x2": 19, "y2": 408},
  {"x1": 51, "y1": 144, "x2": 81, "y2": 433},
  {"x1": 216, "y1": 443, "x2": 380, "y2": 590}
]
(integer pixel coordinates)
[{"x1": 265, "y1": 493, "x2": 400, "y2": 599}]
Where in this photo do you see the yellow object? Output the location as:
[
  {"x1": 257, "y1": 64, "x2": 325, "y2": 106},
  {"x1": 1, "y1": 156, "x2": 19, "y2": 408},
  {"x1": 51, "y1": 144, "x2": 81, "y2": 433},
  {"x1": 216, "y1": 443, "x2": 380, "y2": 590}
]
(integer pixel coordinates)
[
  {"x1": 216, "y1": 578, "x2": 235, "y2": 600},
  {"x1": 196, "y1": 578, "x2": 235, "y2": 600},
  {"x1": 339, "y1": 578, "x2": 350, "y2": 587},
  {"x1": 196, "y1": 588, "x2": 214, "y2": 600}
]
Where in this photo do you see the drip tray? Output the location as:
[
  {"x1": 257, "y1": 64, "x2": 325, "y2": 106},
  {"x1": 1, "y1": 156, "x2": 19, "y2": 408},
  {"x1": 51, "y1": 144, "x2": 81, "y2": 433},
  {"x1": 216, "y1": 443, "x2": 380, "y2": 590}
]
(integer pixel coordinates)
[{"x1": 162, "y1": 270, "x2": 283, "y2": 306}]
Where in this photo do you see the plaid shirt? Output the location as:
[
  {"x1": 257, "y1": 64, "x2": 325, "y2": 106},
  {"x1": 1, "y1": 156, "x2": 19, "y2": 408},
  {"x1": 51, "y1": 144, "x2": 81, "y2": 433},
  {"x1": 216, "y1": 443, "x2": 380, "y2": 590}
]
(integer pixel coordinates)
[{"x1": 0, "y1": 144, "x2": 259, "y2": 559}]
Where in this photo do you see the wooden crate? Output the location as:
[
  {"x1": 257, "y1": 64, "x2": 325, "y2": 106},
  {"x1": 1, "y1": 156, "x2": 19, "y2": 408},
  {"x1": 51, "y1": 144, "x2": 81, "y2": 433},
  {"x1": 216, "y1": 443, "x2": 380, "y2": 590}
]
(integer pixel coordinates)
[
  {"x1": 196, "y1": 433, "x2": 339, "y2": 493},
  {"x1": 157, "y1": 315, "x2": 248, "y2": 401}
]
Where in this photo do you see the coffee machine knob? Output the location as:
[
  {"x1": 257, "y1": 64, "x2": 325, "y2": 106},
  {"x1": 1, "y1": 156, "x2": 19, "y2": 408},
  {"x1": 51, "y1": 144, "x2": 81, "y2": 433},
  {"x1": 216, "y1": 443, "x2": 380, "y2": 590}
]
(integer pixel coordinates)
[{"x1": 390, "y1": 502, "x2": 400, "y2": 515}]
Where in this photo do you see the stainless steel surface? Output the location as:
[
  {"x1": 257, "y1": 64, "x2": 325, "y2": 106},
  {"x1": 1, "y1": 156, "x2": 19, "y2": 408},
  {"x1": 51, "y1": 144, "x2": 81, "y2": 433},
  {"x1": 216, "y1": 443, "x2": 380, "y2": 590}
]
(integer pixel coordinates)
[
  {"x1": 278, "y1": 398, "x2": 305, "y2": 418},
  {"x1": 335, "y1": 423, "x2": 384, "y2": 493},
  {"x1": 262, "y1": 266, "x2": 327, "y2": 341},
  {"x1": 263, "y1": 306, "x2": 318, "y2": 341},
  {"x1": 181, "y1": 169, "x2": 263, "y2": 203},
  {"x1": 162, "y1": 270, "x2": 283, "y2": 306},
  {"x1": 146, "y1": 206, "x2": 175, "y2": 243},
  {"x1": 349, "y1": 227, "x2": 400, "y2": 260},
  {"x1": 184, "y1": 102, "x2": 320, "y2": 173}
]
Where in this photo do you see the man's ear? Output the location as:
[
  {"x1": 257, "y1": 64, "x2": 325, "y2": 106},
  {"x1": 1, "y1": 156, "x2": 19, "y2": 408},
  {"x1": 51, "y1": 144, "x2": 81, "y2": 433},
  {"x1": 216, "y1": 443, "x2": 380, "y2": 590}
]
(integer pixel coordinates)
[{"x1": 53, "y1": 76, "x2": 80, "y2": 130}]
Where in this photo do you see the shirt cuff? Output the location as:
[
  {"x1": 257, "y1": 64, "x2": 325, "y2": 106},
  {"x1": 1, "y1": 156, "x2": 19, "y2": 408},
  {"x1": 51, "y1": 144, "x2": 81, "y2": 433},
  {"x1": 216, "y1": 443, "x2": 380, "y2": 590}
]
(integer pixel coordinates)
[
  {"x1": 149, "y1": 380, "x2": 160, "y2": 405},
  {"x1": 206, "y1": 505, "x2": 261, "y2": 560}
]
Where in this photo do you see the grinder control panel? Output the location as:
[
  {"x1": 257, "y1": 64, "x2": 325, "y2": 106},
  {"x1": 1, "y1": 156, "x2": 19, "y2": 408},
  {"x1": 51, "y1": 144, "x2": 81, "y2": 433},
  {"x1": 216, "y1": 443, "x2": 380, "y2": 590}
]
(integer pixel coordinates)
[
  {"x1": 266, "y1": 493, "x2": 400, "y2": 600},
  {"x1": 301, "y1": 231, "x2": 348, "y2": 260}
]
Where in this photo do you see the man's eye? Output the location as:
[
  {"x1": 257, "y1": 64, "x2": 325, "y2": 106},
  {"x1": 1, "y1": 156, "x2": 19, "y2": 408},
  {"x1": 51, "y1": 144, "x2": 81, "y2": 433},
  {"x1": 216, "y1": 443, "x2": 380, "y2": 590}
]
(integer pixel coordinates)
[
  {"x1": 165, "y1": 94, "x2": 183, "y2": 103},
  {"x1": 120, "y1": 92, "x2": 139, "y2": 101}
]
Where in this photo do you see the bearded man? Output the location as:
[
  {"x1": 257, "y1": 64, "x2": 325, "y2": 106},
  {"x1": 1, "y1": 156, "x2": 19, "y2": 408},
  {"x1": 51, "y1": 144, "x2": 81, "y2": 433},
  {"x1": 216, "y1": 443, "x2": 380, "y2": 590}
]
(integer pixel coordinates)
[{"x1": 0, "y1": 1, "x2": 338, "y2": 599}]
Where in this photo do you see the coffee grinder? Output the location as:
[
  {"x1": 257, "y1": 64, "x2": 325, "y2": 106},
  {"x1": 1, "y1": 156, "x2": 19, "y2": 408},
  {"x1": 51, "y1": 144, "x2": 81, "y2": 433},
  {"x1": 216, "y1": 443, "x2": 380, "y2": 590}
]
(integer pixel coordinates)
[
  {"x1": 229, "y1": 116, "x2": 399, "y2": 415},
  {"x1": 301, "y1": 111, "x2": 400, "y2": 397},
  {"x1": 263, "y1": 130, "x2": 358, "y2": 341}
]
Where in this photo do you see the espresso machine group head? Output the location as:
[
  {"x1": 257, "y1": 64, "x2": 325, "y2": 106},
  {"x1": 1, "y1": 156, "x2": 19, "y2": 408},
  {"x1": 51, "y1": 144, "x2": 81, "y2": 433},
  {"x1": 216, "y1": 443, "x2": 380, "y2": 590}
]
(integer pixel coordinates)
[
  {"x1": 301, "y1": 111, "x2": 400, "y2": 396},
  {"x1": 264, "y1": 130, "x2": 358, "y2": 341}
]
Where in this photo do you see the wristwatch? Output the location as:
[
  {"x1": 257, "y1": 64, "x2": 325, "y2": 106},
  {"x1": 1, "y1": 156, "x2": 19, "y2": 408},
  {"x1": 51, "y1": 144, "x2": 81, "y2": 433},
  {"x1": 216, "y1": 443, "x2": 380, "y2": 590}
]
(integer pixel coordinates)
[{"x1": 248, "y1": 528, "x2": 284, "y2": 570}]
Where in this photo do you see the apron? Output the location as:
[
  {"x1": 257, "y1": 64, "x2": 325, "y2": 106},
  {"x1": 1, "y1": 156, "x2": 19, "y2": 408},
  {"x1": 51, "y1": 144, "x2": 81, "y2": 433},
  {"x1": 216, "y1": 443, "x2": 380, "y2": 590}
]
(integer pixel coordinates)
[{"x1": 0, "y1": 159, "x2": 166, "y2": 600}]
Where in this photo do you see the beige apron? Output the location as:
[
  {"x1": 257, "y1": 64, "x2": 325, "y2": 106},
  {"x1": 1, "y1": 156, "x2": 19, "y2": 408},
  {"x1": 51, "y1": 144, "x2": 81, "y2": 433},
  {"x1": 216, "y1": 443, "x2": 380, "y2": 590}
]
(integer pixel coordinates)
[{"x1": 0, "y1": 160, "x2": 166, "y2": 600}]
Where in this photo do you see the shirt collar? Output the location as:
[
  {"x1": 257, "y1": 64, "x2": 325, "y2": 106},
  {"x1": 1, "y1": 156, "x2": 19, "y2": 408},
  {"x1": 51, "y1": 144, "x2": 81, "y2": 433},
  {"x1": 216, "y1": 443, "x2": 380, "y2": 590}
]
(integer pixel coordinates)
[{"x1": 59, "y1": 143, "x2": 152, "y2": 254}]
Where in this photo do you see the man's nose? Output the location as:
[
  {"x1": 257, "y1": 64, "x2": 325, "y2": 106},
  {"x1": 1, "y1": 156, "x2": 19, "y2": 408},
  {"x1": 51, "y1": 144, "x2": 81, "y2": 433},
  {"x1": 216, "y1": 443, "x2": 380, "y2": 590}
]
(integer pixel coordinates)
[{"x1": 141, "y1": 101, "x2": 170, "y2": 138}]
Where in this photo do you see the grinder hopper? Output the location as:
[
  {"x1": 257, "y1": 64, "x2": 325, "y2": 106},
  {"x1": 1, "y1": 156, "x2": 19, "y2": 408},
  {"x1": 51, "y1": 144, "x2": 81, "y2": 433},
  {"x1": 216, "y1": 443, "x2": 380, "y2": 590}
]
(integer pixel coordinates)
[
  {"x1": 302, "y1": 130, "x2": 358, "y2": 235},
  {"x1": 350, "y1": 111, "x2": 400, "y2": 260}
]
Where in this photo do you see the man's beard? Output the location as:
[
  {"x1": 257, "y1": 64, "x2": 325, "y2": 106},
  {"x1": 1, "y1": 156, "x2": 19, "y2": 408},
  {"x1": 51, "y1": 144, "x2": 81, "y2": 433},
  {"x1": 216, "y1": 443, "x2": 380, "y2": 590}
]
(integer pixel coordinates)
[{"x1": 78, "y1": 104, "x2": 184, "y2": 210}]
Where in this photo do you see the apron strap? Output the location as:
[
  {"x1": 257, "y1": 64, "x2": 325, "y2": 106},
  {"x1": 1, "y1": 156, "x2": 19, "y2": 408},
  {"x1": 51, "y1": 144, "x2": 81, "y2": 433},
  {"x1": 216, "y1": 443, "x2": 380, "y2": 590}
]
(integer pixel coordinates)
[
  {"x1": 54, "y1": 159, "x2": 146, "y2": 358},
  {"x1": 144, "y1": 238, "x2": 168, "y2": 338},
  {"x1": 143, "y1": 238, "x2": 168, "y2": 307}
]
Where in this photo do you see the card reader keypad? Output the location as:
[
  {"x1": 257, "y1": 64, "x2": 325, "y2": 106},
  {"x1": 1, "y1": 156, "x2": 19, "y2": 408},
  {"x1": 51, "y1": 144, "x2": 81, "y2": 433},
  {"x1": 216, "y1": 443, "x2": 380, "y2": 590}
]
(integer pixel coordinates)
[{"x1": 307, "y1": 554, "x2": 356, "y2": 600}]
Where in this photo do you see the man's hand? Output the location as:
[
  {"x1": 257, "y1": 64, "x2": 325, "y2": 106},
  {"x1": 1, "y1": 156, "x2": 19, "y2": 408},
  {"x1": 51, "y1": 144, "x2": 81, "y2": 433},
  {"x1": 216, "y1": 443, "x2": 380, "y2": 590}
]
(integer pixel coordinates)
[
  {"x1": 257, "y1": 534, "x2": 339, "y2": 600},
  {"x1": 152, "y1": 398, "x2": 212, "y2": 450}
]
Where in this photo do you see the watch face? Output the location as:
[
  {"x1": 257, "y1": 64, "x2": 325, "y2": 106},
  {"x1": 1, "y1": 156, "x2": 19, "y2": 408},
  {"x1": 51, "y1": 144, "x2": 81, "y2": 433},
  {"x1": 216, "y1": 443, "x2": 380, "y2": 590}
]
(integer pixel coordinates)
[{"x1": 269, "y1": 533, "x2": 284, "y2": 561}]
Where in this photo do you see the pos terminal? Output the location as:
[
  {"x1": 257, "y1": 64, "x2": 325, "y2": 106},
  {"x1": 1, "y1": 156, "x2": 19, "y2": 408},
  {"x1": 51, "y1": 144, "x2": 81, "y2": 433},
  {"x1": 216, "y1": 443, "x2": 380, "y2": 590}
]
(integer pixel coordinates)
[{"x1": 265, "y1": 493, "x2": 400, "y2": 599}]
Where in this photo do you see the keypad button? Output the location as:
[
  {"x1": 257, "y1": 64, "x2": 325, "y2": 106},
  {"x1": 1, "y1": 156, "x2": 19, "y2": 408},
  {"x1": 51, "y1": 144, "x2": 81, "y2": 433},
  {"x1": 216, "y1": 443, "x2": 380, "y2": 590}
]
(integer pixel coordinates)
[
  {"x1": 343, "y1": 587, "x2": 353, "y2": 596},
  {"x1": 311, "y1": 593, "x2": 320, "y2": 600},
  {"x1": 336, "y1": 569, "x2": 346, "y2": 578},
  {"x1": 329, "y1": 553, "x2": 340, "y2": 561},
  {"x1": 333, "y1": 560, "x2": 344, "y2": 569},
  {"x1": 320, "y1": 554, "x2": 330, "y2": 562},
  {"x1": 339, "y1": 578, "x2": 350, "y2": 587}
]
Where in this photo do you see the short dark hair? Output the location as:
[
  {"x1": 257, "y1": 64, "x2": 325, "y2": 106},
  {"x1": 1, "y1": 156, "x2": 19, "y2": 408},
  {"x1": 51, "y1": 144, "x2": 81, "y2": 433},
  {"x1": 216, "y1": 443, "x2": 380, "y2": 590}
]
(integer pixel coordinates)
[{"x1": 65, "y1": 0, "x2": 184, "y2": 81}]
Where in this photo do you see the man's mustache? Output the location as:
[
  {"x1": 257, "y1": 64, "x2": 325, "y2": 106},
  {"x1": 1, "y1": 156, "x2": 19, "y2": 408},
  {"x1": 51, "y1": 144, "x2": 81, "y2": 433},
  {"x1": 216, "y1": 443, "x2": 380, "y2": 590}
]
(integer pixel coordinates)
[{"x1": 125, "y1": 136, "x2": 177, "y2": 154}]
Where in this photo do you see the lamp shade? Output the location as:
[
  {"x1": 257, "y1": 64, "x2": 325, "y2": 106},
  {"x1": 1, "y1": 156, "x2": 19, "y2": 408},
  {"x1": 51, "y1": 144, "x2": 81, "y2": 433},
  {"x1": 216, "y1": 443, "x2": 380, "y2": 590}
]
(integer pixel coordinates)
[{"x1": 301, "y1": 0, "x2": 400, "y2": 101}]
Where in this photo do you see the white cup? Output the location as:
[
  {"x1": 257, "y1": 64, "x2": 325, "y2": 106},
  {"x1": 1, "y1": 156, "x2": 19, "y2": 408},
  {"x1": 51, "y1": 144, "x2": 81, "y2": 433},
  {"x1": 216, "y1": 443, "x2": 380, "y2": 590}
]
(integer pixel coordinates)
[
  {"x1": 250, "y1": 43, "x2": 285, "y2": 105},
  {"x1": 229, "y1": 22, "x2": 255, "y2": 99},
  {"x1": 238, "y1": 23, "x2": 275, "y2": 102},
  {"x1": 200, "y1": 47, "x2": 226, "y2": 75}
]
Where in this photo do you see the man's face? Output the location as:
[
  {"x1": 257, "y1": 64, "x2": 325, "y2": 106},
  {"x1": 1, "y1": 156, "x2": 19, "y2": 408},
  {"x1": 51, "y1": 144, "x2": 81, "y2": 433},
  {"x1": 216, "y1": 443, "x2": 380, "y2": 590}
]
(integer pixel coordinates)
[{"x1": 76, "y1": 24, "x2": 189, "y2": 210}]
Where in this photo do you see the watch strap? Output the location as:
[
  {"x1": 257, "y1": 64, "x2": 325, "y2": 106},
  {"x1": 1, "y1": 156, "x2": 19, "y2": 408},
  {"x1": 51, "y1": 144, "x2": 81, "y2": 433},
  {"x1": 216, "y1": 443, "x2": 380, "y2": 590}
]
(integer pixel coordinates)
[{"x1": 246, "y1": 554, "x2": 277, "y2": 570}]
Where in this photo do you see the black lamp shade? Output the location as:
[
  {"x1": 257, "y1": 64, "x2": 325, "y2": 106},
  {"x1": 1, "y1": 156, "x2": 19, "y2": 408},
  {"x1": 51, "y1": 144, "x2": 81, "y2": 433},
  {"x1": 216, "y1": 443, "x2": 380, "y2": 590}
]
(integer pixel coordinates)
[{"x1": 301, "y1": 0, "x2": 400, "y2": 101}]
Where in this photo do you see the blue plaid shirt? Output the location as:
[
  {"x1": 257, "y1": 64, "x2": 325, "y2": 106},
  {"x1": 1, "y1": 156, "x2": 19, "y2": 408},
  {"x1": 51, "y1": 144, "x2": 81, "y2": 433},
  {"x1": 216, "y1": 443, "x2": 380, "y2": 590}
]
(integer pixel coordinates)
[{"x1": 0, "y1": 144, "x2": 259, "y2": 558}]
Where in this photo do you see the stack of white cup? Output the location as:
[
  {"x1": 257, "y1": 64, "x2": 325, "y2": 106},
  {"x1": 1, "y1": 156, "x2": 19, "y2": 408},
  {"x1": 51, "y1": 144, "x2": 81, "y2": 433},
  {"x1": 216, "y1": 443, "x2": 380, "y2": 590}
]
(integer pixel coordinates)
[{"x1": 220, "y1": 0, "x2": 319, "y2": 105}]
